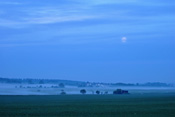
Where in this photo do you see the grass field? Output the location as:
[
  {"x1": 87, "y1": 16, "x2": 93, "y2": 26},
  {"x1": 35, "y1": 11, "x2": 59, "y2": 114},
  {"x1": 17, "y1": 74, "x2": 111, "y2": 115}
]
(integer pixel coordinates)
[{"x1": 0, "y1": 94, "x2": 175, "y2": 117}]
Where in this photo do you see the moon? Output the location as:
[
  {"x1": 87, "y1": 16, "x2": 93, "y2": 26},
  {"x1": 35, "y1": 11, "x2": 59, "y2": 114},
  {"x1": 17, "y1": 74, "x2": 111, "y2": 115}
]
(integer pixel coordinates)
[{"x1": 121, "y1": 37, "x2": 127, "y2": 43}]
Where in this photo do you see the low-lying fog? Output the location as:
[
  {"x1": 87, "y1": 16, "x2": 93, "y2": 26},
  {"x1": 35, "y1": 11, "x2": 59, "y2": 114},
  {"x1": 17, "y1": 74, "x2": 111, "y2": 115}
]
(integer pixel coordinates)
[{"x1": 0, "y1": 83, "x2": 175, "y2": 95}]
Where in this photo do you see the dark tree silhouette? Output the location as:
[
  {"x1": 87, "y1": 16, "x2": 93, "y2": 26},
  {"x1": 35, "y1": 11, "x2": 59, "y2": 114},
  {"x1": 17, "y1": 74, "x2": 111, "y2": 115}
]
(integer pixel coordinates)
[
  {"x1": 80, "y1": 89, "x2": 86, "y2": 94},
  {"x1": 104, "y1": 91, "x2": 108, "y2": 94},
  {"x1": 113, "y1": 89, "x2": 122, "y2": 94},
  {"x1": 39, "y1": 80, "x2": 44, "y2": 84},
  {"x1": 60, "y1": 90, "x2": 66, "y2": 95},
  {"x1": 96, "y1": 90, "x2": 100, "y2": 94},
  {"x1": 59, "y1": 83, "x2": 65, "y2": 88}
]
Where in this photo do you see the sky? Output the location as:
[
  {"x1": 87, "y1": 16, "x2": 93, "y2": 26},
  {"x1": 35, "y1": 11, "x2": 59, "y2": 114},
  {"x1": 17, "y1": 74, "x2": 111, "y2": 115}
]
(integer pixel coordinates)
[{"x1": 0, "y1": 0, "x2": 175, "y2": 83}]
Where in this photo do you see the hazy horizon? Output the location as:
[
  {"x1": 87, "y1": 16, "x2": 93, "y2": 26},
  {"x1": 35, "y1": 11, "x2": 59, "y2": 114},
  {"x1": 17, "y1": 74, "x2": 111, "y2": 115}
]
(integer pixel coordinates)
[
  {"x1": 0, "y1": 77, "x2": 174, "y2": 84},
  {"x1": 0, "y1": 0, "x2": 175, "y2": 83}
]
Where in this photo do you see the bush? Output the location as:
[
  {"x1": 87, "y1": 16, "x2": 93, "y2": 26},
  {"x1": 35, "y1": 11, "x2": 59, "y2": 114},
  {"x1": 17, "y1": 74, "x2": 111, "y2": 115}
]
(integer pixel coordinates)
[
  {"x1": 60, "y1": 90, "x2": 66, "y2": 95},
  {"x1": 104, "y1": 91, "x2": 108, "y2": 94},
  {"x1": 96, "y1": 90, "x2": 100, "y2": 94},
  {"x1": 59, "y1": 83, "x2": 65, "y2": 88},
  {"x1": 80, "y1": 89, "x2": 86, "y2": 94}
]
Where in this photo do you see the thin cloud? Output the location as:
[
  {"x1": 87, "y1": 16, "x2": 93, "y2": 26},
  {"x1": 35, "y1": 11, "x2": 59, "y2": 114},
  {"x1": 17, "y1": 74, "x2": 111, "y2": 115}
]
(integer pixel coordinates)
[
  {"x1": 0, "y1": 0, "x2": 174, "y2": 46},
  {"x1": 24, "y1": 15, "x2": 96, "y2": 24},
  {"x1": 0, "y1": 6, "x2": 99, "y2": 27},
  {"x1": 77, "y1": 0, "x2": 139, "y2": 5},
  {"x1": 0, "y1": 15, "x2": 97, "y2": 27},
  {"x1": 0, "y1": 2, "x2": 22, "y2": 5},
  {"x1": 25, "y1": 6, "x2": 99, "y2": 24}
]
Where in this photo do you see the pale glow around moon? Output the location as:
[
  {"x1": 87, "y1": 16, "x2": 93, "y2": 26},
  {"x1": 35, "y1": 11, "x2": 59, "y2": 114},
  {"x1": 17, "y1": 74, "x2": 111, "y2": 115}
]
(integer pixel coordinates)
[{"x1": 121, "y1": 37, "x2": 127, "y2": 43}]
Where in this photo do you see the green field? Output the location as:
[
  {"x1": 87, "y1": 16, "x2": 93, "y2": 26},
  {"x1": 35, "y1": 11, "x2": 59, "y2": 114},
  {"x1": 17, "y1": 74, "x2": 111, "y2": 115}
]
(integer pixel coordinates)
[{"x1": 0, "y1": 94, "x2": 175, "y2": 117}]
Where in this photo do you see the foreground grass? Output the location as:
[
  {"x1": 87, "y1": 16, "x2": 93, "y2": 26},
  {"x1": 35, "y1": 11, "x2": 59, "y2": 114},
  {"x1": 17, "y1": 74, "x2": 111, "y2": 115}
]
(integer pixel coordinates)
[{"x1": 0, "y1": 94, "x2": 175, "y2": 117}]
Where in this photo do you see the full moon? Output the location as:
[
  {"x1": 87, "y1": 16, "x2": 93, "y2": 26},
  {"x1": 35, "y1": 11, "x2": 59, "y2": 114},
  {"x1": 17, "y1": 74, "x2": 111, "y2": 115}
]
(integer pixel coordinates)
[{"x1": 121, "y1": 37, "x2": 127, "y2": 43}]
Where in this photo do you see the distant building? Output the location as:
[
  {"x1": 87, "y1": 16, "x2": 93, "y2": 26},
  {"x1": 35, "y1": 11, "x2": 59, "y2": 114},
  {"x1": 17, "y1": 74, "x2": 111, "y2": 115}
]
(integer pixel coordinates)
[{"x1": 113, "y1": 89, "x2": 129, "y2": 94}]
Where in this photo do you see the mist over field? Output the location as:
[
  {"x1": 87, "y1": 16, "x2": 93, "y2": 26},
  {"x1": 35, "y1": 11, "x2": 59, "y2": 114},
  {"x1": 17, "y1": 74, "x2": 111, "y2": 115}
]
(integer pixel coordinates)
[
  {"x1": 0, "y1": 78, "x2": 175, "y2": 95},
  {"x1": 1, "y1": 80, "x2": 175, "y2": 117}
]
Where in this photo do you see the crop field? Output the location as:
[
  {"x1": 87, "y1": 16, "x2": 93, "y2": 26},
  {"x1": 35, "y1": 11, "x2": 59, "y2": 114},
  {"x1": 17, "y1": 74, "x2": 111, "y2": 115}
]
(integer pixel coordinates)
[{"x1": 0, "y1": 93, "x2": 175, "y2": 117}]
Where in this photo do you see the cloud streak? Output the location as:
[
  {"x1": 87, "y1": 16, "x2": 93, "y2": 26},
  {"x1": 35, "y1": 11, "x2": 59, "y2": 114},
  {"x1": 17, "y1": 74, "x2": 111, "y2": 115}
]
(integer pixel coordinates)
[
  {"x1": 0, "y1": 0, "x2": 174, "y2": 46},
  {"x1": 0, "y1": 1, "x2": 22, "y2": 5},
  {"x1": 1, "y1": 0, "x2": 174, "y2": 28},
  {"x1": 0, "y1": 5, "x2": 99, "y2": 27},
  {"x1": 24, "y1": 15, "x2": 97, "y2": 24}
]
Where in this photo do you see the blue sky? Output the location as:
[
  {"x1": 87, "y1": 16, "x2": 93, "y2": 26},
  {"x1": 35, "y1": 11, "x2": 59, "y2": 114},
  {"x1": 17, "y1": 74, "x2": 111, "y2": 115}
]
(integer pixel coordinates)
[{"x1": 0, "y1": 0, "x2": 175, "y2": 83}]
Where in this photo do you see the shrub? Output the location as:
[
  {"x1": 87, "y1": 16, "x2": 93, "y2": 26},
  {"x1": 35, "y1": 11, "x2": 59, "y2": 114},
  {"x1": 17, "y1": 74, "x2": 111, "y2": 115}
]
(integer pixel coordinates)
[
  {"x1": 96, "y1": 90, "x2": 100, "y2": 94},
  {"x1": 80, "y1": 89, "x2": 86, "y2": 94}
]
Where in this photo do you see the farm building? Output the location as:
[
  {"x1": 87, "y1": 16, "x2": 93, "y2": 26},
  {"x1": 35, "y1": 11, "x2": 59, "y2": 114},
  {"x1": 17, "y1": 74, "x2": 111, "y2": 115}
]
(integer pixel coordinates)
[{"x1": 113, "y1": 89, "x2": 129, "y2": 94}]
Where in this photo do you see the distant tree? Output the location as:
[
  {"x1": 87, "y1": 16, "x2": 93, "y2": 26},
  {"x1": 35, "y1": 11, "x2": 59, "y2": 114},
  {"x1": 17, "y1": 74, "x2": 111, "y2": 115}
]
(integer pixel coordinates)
[
  {"x1": 104, "y1": 91, "x2": 108, "y2": 94},
  {"x1": 39, "y1": 85, "x2": 42, "y2": 88},
  {"x1": 136, "y1": 83, "x2": 139, "y2": 86},
  {"x1": 96, "y1": 90, "x2": 100, "y2": 94},
  {"x1": 60, "y1": 90, "x2": 66, "y2": 95},
  {"x1": 78, "y1": 83, "x2": 86, "y2": 87},
  {"x1": 28, "y1": 79, "x2": 33, "y2": 84},
  {"x1": 39, "y1": 80, "x2": 44, "y2": 84},
  {"x1": 113, "y1": 89, "x2": 122, "y2": 94},
  {"x1": 59, "y1": 83, "x2": 65, "y2": 88},
  {"x1": 37, "y1": 89, "x2": 40, "y2": 92},
  {"x1": 80, "y1": 89, "x2": 86, "y2": 94}
]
